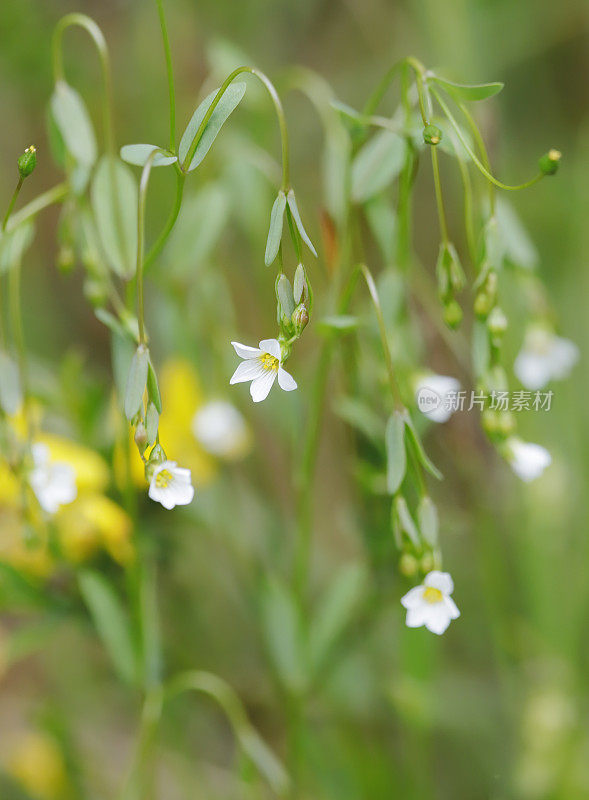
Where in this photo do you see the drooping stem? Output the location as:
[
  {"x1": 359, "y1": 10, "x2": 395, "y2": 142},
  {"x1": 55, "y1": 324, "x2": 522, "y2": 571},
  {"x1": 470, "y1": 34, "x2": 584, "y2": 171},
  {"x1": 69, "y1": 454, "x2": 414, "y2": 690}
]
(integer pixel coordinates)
[
  {"x1": 154, "y1": 0, "x2": 176, "y2": 153},
  {"x1": 2, "y1": 178, "x2": 24, "y2": 233},
  {"x1": 181, "y1": 66, "x2": 290, "y2": 191},
  {"x1": 456, "y1": 100, "x2": 496, "y2": 215},
  {"x1": 430, "y1": 146, "x2": 449, "y2": 243},
  {"x1": 431, "y1": 87, "x2": 543, "y2": 191}
]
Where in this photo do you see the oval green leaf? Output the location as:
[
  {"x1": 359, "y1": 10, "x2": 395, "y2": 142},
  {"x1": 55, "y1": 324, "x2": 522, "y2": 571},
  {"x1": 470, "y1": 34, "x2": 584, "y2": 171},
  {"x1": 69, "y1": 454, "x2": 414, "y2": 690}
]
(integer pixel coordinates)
[
  {"x1": 91, "y1": 155, "x2": 138, "y2": 279},
  {"x1": 432, "y1": 76, "x2": 504, "y2": 102},
  {"x1": 120, "y1": 144, "x2": 177, "y2": 168},
  {"x1": 276, "y1": 273, "x2": 295, "y2": 318},
  {"x1": 286, "y1": 190, "x2": 317, "y2": 257},
  {"x1": 179, "y1": 82, "x2": 246, "y2": 172},
  {"x1": 124, "y1": 345, "x2": 149, "y2": 420},
  {"x1": 351, "y1": 130, "x2": 406, "y2": 202},
  {"x1": 50, "y1": 81, "x2": 97, "y2": 166},
  {"x1": 264, "y1": 191, "x2": 286, "y2": 266}
]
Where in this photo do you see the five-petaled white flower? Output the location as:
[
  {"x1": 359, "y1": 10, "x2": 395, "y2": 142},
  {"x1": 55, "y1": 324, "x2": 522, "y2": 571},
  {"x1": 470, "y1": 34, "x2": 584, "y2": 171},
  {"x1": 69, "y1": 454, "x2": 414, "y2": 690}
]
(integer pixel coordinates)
[
  {"x1": 506, "y1": 437, "x2": 552, "y2": 483},
  {"x1": 29, "y1": 442, "x2": 77, "y2": 514},
  {"x1": 401, "y1": 570, "x2": 460, "y2": 635},
  {"x1": 415, "y1": 374, "x2": 461, "y2": 424},
  {"x1": 230, "y1": 339, "x2": 297, "y2": 403},
  {"x1": 514, "y1": 327, "x2": 579, "y2": 390},
  {"x1": 148, "y1": 460, "x2": 194, "y2": 510},
  {"x1": 192, "y1": 400, "x2": 250, "y2": 460}
]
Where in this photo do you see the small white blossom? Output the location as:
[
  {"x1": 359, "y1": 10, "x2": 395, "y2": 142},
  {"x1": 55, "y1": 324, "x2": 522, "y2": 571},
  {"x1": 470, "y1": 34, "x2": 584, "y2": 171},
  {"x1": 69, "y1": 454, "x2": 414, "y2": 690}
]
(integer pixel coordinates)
[
  {"x1": 416, "y1": 374, "x2": 461, "y2": 423},
  {"x1": 148, "y1": 461, "x2": 194, "y2": 510},
  {"x1": 514, "y1": 327, "x2": 579, "y2": 390},
  {"x1": 192, "y1": 400, "x2": 250, "y2": 460},
  {"x1": 506, "y1": 438, "x2": 552, "y2": 483},
  {"x1": 230, "y1": 339, "x2": 297, "y2": 403},
  {"x1": 401, "y1": 570, "x2": 460, "y2": 635},
  {"x1": 29, "y1": 443, "x2": 77, "y2": 514}
]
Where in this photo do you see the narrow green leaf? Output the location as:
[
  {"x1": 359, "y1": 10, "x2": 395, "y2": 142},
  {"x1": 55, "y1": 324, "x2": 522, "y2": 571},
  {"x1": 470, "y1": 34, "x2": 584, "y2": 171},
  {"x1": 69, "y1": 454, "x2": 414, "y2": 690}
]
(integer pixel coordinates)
[
  {"x1": 145, "y1": 402, "x2": 159, "y2": 446},
  {"x1": 403, "y1": 412, "x2": 443, "y2": 480},
  {"x1": 264, "y1": 191, "x2": 287, "y2": 266},
  {"x1": 0, "y1": 351, "x2": 22, "y2": 415},
  {"x1": 394, "y1": 496, "x2": 420, "y2": 549},
  {"x1": 418, "y1": 495, "x2": 439, "y2": 548},
  {"x1": 318, "y1": 315, "x2": 359, "y2": 333},
  {"x1": 286, "y1": 190, "x2": 317, "y2": 257},
  {"x1": 124, "y1": 345, "x2": 149, "y2": 420},
  {"x1": 323, "y1": 125, "x2": 351, "y2": 229},
  {"x1": 94, "y1": 308, "x2": 126, "y2": 338},
  {"x1": 50, "y1": 81, "x2": 97, "y2": 166},
  {"x1": 260, "y1": 578, "x2": 307, "y2": 694},
  {"x1": 91, "y1": 155, "x2": 138, "y2": 279},
  {"x1": 385, "y1": 411, "x2": 407, "y2": 494},
  {"x1": 351, "y1": 130, "x2": 406, "y2": 202},
  {"x1": 308, "y1": 563, "x2": 366, "y2": 676},
  {"x1": 293, "y1": 263, "x2": 306, "y2": 304},
  {"x1": 365, "y1": 196, "x2": 397, "y2": 264},
  {"x1": 495, "y1": 197, "x2": 538, "y2": 270},
  {"x1": 276, "y1": 274, "x2": 295, "y2": 319},
  {"x1": 333, "y1": 396, "x2": 384, "y2": 444},
  {"x1": 120, "y1": 144, "x2": 177, "y2": 167},
  {"x1": 179, "y1": 82, "x2": 246, "y2": 172},
  {"x1": 147, "y1": 361, "x2": 162, "y2": 414},
  {"x1": 432, "y1": 76, "x2": 504, "y2": 102},
  {"x1": 78, "y1": 570, "x2": 137, "y2": 685}
]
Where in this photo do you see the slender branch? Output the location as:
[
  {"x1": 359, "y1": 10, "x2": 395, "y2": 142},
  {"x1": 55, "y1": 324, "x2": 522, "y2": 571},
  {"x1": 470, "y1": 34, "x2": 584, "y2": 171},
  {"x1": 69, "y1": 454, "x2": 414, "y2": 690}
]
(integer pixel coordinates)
[
  {"x1": 5, "y1": 183, "x2": 68, "y2": 233},
  {"x1": 2, "y1": 178, "x2": 24, "y2": 232},
  {"x1": 136, "y1": 150, "x2": 166, "y2": 344},
  {"x1": 154, "y1": 0, "x2": 176, "y2": 153},
  {"x1": 430, "y1": 146, "x2": 449, "y2": 243}
]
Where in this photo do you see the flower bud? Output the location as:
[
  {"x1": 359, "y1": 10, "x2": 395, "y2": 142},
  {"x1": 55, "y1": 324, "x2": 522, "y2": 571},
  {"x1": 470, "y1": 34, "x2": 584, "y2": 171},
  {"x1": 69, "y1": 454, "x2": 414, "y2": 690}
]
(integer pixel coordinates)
[
  {"x1": 134, "y1": 421, "x2": 149, "y2": 455},
  {"x1": 481, "y1": 409, "x2": 500, "y2": 437},
  {"x1": 420, "y1": 552, "x2": 435, "y2": 573},
  {"x1": 443, "y1": 299, "x2": 463, "y2": 329},
  {"x1": 423, "y1": 124, "x2": 442, "y2": 146},
  {"x1": 487, "y1": 306, "x2": 508, "y2": 337},
  {"x1": 538, "y1": 149, "x2": 561, "y2": 176},
  {"x1": 291, "y1": 303, "x2": 309, "y2": 336},
  {"x1": 17, "y1": 145, "x2": 37, "y2": 179},
  {"x1": 399, "y1": 553, "x2": 418, "y2": 578},
  {"x1": 56, "y1": 245, "x2": 75, "y2": 274},
  {"x1": 83, "y1": 278, "x2": 108, "y2": 309},
  {"x1": 497, "y1": 410, "x2": 516, "y2": 437}
]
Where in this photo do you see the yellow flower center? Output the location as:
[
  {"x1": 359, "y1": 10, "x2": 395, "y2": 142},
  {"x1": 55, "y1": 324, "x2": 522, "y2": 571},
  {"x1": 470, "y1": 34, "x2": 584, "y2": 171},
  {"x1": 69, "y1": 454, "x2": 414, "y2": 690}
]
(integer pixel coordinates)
[
  {"x1": 155, "y1": 469, "x2": 173, "y2": 488},
  {"x1": 423, "y1": 586, "x2": 444, "y2": 604},
  {"x1": 260, "y1": 353, "x2": 279, "y2": 372}
]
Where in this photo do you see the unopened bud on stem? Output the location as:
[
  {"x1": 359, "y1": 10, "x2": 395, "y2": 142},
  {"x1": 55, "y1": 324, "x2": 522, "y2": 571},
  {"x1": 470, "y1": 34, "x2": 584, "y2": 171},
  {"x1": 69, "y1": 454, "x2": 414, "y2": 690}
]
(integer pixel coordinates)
[{"x1": 17, "y1": 145, "x2": 37, "y2": 179}]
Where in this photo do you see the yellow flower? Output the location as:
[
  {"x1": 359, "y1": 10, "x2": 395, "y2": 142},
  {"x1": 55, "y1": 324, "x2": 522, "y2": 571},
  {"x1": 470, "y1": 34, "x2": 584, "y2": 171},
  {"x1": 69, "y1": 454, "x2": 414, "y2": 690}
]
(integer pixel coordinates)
[
  {"x1": 57, "y1": 494, "x2": 134, "y2": 565},
  {"x1": 7, "y1": 732, "x2": 67, "y2": 800}
]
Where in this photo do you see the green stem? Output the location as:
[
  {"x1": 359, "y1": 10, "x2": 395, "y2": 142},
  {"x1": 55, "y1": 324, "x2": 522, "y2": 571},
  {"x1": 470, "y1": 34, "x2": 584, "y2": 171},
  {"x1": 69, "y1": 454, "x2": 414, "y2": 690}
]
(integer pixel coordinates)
[
  {"x1": 456, "y1": 152, "x2": 476, "y2": 263},
  {"x1": 5, "y1": 183, "x2": 68, "y2": 233},
  {"x1": 136, "y1": 150, "x2": 166, "y2": 344},
  {"x1": 359, "y1": 264, "x2": 404, "y2": 410},
  {"x1": 430, "y1": 146, "x2": 449, "y2": 243},
  {"x1": 181, "y1": 66, "x2": 290, "y2": 190},
  {"x1": 363, "y1": 60, "x2": 404, "y2": 116},
  {"x1": 154, "y1": 0, "x2": 176, "y2": 153},
  {"x1": 405, "y1": 57, "x2": 429, "y2": 125},
  {"x1": 2, "y1": 177, "x2": 24, "y2": 232},
  {"x1": 456, "y1": 100, "x2": 496, "y2": 215},
  {"x1": 143, "y1": 169, "x2": 185, "y2": 272},
  {"x1": 431, "y1": 87, "x2": 543, "y2": 191}
]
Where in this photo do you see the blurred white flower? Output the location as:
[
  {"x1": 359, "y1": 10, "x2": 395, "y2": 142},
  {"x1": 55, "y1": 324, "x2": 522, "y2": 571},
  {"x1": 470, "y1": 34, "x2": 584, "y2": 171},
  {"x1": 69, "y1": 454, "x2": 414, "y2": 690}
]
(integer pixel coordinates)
[
  {"x1": 148, "y1": 461, "x2": 194, "y2": 510},
  {"x1": 507, "y1": 438, "x2": 552, "y2": 482},
  {"x1": 192, "y1": 400, "x2": 250, "y2": 460},
  {"x1": 230, "y1": 338, "x2": 297, "y2": 403},
  {"x1": 29, "y1": 443, "x2": 77, "y2": 514},
  {"x1": 401, "y1": 570, "x2": 460, "y2": 635},
  {"x1": 514, "y1": 327, "x2": 579, "y2": 390},
  {"x1": 415, "y1": 374, "x2": 460, "y2": 423}
]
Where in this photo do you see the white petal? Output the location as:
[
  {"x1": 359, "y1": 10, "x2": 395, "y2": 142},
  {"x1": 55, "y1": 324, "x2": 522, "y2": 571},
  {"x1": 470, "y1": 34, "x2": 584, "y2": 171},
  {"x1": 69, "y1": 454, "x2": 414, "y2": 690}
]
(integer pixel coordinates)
[
  {"x1": 258, "y1": 338, "x2": 281, "y2": 360},
  {"x1": 406, "y1": 605, "x2": 429, "y2": 628},
  {"x1": 444, "y1": 596, "x2": 460, "y2": 620},
  {"x1": 549, "y1": 337, "x2": 579, "y2": 380},
  {"x1": 192, "y1": 401, "x2": 249, "y2": 459},
  {"x1": 277, "y1": 367, "x2": 297, "y2": 392},
  {"x1": 423, "y1": 605, "x2": 453, "y2": 635},
  {"x1": 31, "y1": 442, "x2": 50, "y2": 467},
  {"x1": 514, "y1": 351, "x2": 552, "y2": 390},
  {"x1": 424, "y1": 570, "x2": 454, "y2": 595},
  {"x1": 416, "y1": 375, "x2": 460, "y2": 424},
  {"x1": 232, "y1": 341, "x2": 262, "y2": 359},
  {"x1": 401, "y1": 586, "x2": 425, "y2": 610},
  {"x1": 250, "y1": 371, "x2": 277, "y2": 403},
  {"x1": 230, "y1": 359, "x2": 265, "y2": 384},
  {"x1": 508, "y1": 439, "x2": 552, "y2": 482}
]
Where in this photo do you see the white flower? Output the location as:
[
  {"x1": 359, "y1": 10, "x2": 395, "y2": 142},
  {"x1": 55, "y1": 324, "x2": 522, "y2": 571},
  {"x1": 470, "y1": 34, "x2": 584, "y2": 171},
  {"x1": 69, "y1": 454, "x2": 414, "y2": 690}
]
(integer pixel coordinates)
[
  {"x1": 192, "y1": 400, "x2": 250, "y2": 460},
  {"x1": 230, "y1": 339, "x2": 297, "y2": 403},
  {"x1": 506, "y1": 438, "x2": 552, "y2": 483},
  {"x1": 148, "y1": 461, "x2": 194, "y2": 510},
  {"x1": 401, "y1": 570, "x2": 460, "y2": 635},
  {"x1": 514, "y1": 327, "x2": 579, "y2": 390},
  {"x1": 415, "y1": 374, "x2": 461, "y2": 423},
  {"x1": 29, "y1": 443, "x2": 77, "y2": 514}
]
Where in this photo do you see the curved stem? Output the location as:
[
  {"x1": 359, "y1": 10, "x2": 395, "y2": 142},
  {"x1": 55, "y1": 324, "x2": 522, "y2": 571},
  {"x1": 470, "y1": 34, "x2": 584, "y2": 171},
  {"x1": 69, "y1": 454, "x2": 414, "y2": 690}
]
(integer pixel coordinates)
[
  {"x1": 456, "y1": 152, "x2": 476, "y2": 262},
  {"x1": 2, "y1": 178, "x2": 24, "y2": 232},
  {"x1": 430, "y1": 146, "x2": 449, "y2": 243},
  {"x1": 5, "y1": 183, "x2": 68, "y2": 233},
  {"x1": 405, "y1": 57, "x2": 429, "y2": 125},
  {"x1": 363, "y1": 60, "x2": 404, "y2": 116},
  {"x1": 431, "y1": 87, "x2": 543, "y2": 191},
  {"x1": 181, "y1": 66, "x2": 290, "y2": 190},
  {"x1": 143, "y1": 169, "x2": 185, "y2": 272},
  {"x1": 456, "y1": 100, "x2": 496, "y2": 215},
  {"x1": 359, "y1": 264, "x2": 404, "y2": 410},
  {"x1": 154, "y1": 0, "x2": 176, "y2": 153}
]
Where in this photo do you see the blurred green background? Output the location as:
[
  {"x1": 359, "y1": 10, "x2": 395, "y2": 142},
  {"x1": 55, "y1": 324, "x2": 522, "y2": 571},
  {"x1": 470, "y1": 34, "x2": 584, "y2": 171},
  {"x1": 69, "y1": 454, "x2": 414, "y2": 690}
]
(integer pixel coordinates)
[{"x1": 1, "y1": 0, "x2": 588, "y2": 797}]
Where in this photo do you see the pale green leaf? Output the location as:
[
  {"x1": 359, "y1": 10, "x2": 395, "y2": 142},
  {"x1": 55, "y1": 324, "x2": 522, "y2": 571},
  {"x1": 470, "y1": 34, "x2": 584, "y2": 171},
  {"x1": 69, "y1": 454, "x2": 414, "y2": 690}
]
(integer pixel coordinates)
[
  {"x1": 50, "y1": 81, "x2": 97, "y2": 166},
  {"x1": 403, "y1": 412, "x2": 443, "y2": 480},
  {"x1": 351, "y1": 130, "x2": 406, "y2": 202},
  {"x1": 418, "y1": 495, "x2": 439, "y2": 548},
  {"x1": 179, "y1": 82, "x2": 246, "y2": 172},
  {"x1": 264, "y1": 191, "x2": 287, "y2": 266},
  {"x1": 145, "y1": 402, "x2": 159, "y2": 446},
  {"x1": 286, "y1": 190, "x2": 317, "y2": 257},
  {"x1": 124, "y1": 345, "x2": 149, "y2": 420},
  {"x1": 260, "y1": 578, "x2": 307, "y2": 694},
  {"x1": 120, "y1": 144, "x2": 177, "y2": 167},
  {"x1": 0, "y1": 351, "x2": 22, "y2": 415},
  {"x1": 432, "y1": 77, "x2": 504, "y2": 102},
  {"x1": 147, "y1": 361, "x2": 162, "y2": 414},
  {"x1": 385, "y1": 411, "x2": 407, "y2": 494},
  {"x1": 91, "y1": 155, "x2": 138, "y2": 279},
  {"x1": 276, "y1": 274, "x2": 295, "y2": 318},
  {"x1": 318, "y1": 315, "x2": 359, "y2": 333}
]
